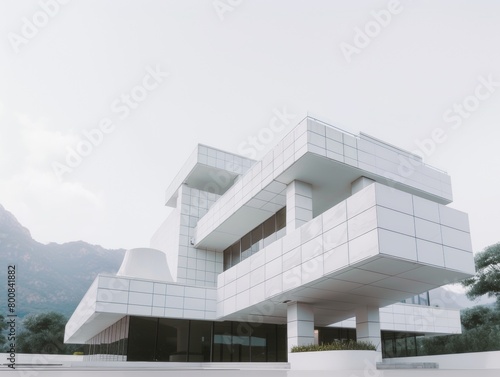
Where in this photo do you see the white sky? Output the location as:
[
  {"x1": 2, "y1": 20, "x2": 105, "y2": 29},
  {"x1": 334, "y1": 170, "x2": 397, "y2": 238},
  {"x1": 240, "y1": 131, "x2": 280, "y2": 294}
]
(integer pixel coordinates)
[{"x1": 0, "y1": 0, "x2": 499, "y2": 255}]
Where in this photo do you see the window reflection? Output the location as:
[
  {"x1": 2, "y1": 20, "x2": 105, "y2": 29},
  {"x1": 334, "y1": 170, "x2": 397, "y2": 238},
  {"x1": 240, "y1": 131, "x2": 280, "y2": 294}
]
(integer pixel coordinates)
[
  {"x1": 381, "y1": 331, "x2": 423, "y2": 358},
  {"x1": 213, "y1": 322, "x2": 232, "y2": 362},
  {"x1": 88, "y1": 317, "x2": 287, "y2": 363},
  {"x1": 85, "y1": 316, "x2": 129, "y2": 361},
  {"x1": 241, "y1": 233, "x2": 251, "y2": 259},
  {"x1": 402, "y1": 291, "x2": 430, "y2": 306},
  {"x1": 251, "y1": 225, "x2": 263, "y2": 254},
  {"x1": 156, "y1": 319, "x2": 189, "y2": 361}
]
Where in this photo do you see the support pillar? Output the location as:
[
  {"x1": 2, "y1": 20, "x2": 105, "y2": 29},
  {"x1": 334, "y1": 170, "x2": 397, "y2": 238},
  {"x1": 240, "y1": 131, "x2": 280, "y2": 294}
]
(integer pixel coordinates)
[
  {"x1": 286, "y1": 180, "x2": 313, "y2": 234},
  {"x1": 355, "y1": 306, "x2": 381, "y2": 351},
  {"x1": 287, "y1": 302, "x2": 315, "y2": 351}
]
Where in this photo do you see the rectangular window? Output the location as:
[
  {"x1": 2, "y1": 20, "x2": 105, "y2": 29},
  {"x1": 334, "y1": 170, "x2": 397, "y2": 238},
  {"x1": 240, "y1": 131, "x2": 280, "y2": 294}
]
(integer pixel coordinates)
[
  {"x1": 251, "y1": 325, "x2": 272, "y2": 362},
  {"x1": 213, "y1": 322, "x2": 233, "y2": 362},
  {"x1": 418, "y1": 292, "x2": 430, "y2": 306},
  {"x1": 223, "y1": 247, "x2": 232, "y2": 270},
  {"x1": 241, "y1": 233, "x2": 252, "y2": 260},
  {"x1": 276, "y1": 325, "x2": 288, "y2": 362},
  {"x1": 406, "y1": 336, "x2": 417, "y2": 356},
  {"x1": 156, "y1": 318, "x2": 190, "y2": 361},
  {"x1": 276, "y1": 207, "x2": 286, "y2": 239},
  {"x1": 127, "y1": 317, "x2": 158, "y2": 361},
  {"x1": 232, "y1": 335, "x2": 250, "y2": 362},
  {"x1": 230, "y1": 241, "x2": 241, "y2": 266},
  {"x1": 383, "y1": 338, "x2": 395, "y2": 358},
  {"x1": 276, "y1": 207, "x2": 286, "y2": 230},
  {"x1": 251, "y1": 224, "x2": 263, "y2": 254},
  {"x1": 263, "y1": 215, "x2": 276, "y2": 247},
  {"x1": 395, "y1": 338, "x2": 406, "y2": 357},
  {"x1": 188, "y1": 321, "x2": 212, "y2": 362}
]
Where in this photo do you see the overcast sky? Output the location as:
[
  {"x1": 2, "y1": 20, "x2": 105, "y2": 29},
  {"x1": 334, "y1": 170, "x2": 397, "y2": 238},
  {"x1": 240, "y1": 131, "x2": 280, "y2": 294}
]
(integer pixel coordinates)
[{"x1": 0, "y1": 0, "x2": 499, "y2": 257}]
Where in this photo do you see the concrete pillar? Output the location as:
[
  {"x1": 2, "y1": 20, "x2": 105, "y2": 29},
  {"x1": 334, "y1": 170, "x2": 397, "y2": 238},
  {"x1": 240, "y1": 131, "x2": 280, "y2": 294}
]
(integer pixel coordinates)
[
  {"x1": 286, "y1": 180, "x2": 313, "y2": 234},
  {"x1": 351, "y1": 176, "x2": 375, "y2": 194},
  {"x1": 355, "y1": 306, "x2": 381, "y2": 351},
  {"x1": 287, "y1": 302, "x2": 315, "y2": 351}
]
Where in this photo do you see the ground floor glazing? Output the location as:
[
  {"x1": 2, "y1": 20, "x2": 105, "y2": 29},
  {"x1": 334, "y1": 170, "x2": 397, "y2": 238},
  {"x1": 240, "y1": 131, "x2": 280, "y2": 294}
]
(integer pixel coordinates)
[{"x1": 83, "y1": 315, "x2": 429, "y2": 361}]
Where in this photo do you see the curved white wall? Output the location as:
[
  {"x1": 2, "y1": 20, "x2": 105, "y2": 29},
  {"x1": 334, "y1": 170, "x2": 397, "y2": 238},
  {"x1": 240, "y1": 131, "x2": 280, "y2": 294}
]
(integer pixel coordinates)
[
  {"x1": 150, "y1": 210, "x2": 181, "y2": 281},
  {"x1": 117, "y1": 248, "x2": 173, "y2": 282}
]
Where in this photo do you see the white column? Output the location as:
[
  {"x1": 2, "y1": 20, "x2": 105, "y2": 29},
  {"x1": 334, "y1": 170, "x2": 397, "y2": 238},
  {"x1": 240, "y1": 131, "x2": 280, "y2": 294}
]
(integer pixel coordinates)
[
  {"x1": 287, "y1": 302, "x2": 315, "y2": 351},
  {"x1": 286, "y1": 180, "x2": 313, "y2": 234},
  {"x1": 351, "y1": 176, "x2": 375, "y2": 194},
  {"x1": 355, "y1": 306, "x2": 381, "y2": 351}
]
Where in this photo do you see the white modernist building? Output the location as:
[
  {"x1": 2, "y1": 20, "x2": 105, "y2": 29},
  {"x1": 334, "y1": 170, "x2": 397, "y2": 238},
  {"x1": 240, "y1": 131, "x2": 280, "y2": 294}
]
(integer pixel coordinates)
[{"x1": 65, "y1": 116, "x2": 475, "y2": 362}]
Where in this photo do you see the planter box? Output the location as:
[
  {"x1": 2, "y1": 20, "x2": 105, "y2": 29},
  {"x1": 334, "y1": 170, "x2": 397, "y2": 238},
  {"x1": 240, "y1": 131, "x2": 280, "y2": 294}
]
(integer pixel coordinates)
[{"x1": 288, "y1": 350, "x2": 382, "y2": 370}]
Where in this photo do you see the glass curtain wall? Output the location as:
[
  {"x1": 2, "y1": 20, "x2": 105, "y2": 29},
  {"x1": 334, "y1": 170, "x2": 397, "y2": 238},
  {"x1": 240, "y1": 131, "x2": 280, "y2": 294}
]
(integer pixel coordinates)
[
  {"x1": 85, "y1": 316, "x2": 129, "y2": 361},
  {"x1": 381, "y1": 331, "x2": 422, "y2": 358},
  {"x1": 86, "y1": 319, "x2": 429, "y2": 361},
  {"x1": 212, "y1": 321, "x2": 286, "y2": 362},
  {"x1": 402, "y1": 292, "x2": 430, "y2": 306},
  {"x1": 123, "y1": 317, "x2": 287, "y2": 362}
]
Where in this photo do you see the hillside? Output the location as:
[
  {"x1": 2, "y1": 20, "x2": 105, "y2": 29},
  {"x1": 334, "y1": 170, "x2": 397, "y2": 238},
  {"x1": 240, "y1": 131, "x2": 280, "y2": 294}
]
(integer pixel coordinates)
[{"x1": 0, "y1": 204, "x2": 125, "y2": 318}]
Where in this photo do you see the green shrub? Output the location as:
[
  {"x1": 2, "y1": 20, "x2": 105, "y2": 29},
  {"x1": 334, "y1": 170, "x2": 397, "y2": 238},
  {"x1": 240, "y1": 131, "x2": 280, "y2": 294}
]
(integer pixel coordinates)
[{"x1": 291, "y1": 340, "x2": 376, "y2": 353}]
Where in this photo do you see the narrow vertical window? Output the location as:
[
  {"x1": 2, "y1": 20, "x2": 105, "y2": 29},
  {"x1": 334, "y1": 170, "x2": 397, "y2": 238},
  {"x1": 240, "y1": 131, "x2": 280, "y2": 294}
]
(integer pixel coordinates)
[
  {"x1": 263, "y1": 215, "x2": 276, "y2": 247},
  {"x1": 276, "y1": 207, "x2": 286, "y2": 239},
  {"x1": 223, "y1": 247, "x2": 232, "y2": 271},
  {"x1": 251, "y1": 224, "x2": 263, "y2": 254},
  {"x1": 230, "y1": 241, "x2": 241, "y2": 266}
]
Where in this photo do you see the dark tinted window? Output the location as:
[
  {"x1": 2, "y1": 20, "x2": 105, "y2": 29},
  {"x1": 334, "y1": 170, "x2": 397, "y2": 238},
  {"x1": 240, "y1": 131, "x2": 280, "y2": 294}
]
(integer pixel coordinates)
[
  {"x1": 251, "y1": 225, "x2": 263, "y2": 253},
  {"x1": 213, "y1": 322, "x2": 232, "y2": 362},
  {"x1": 188, "y1": 321, "x2": 212, "y2": 361},
  {"x1": 223, "y1": 247, "x2": 232, "y2": 270},
  {"x1": 263, "y1": 216, "x2": 276, "y2": 247},
  {"x1": 156, "y1": 318, "x2": 189, "y2": 361},
  {"x1": 241, "y1": 233, "x2": 251, "y2": 259},
  {"x1": 127, "y1": 317, "x2": 157, "y2": 361},
  {"x1": 231, "y1": 241, "x2": 241, "y2": 265},
  {"x1": 222, "y1": 207, "x2": 286, "y2": 271},
  {"x1": 117, "y1": 317, "x2": 288, "y2": 362}
]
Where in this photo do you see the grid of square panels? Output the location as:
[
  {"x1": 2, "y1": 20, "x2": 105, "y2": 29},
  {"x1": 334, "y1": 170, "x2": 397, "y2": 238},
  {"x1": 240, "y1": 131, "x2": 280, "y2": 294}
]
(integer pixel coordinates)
[
  {"x1": 216, "y1": 183, "x2": 473, "y2": 319},
  {"x1": 95, "y1": 275, "x2": 217, "y2": 321},
  {"x1": 165, "y1": 145, "x2": 254, "y2": 207},
  {"x1": 176, "y1": 186, "x2": 222, "y2": 287},
  {"x1": 293, "y1": 301, "x2": 462, "y2": 336},
  {"x1": 195, "y1": 117, "x2": 453, "y2": 251}
]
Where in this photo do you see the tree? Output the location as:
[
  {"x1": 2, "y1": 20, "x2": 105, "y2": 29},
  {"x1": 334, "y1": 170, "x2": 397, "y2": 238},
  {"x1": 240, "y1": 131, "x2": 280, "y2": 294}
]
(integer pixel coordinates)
[
  {"x1": 420, "y1": 304, "x2": 500, "y2": 355},
  {"x1": 461, "y1": 305, "x2": 500, "y2": 331},
  {"x1": 0, "y1": 314, "x2": 7, "y2": 351},
  {"x1": 418, "y1": 243, "x2": 500, "y2": 356},
  {"x1": 16, "y1": 312, "x2": 82, "y2": 354},
  {"x1": 462, "y1": 243, "x2": 500, "y2": 301}
]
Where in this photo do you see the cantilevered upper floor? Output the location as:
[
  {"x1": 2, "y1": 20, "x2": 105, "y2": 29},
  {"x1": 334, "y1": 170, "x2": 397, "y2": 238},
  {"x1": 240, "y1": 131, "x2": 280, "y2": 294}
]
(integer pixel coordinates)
[{"x1": 186, "y1": 117, "x2": 452, "y2": 251}]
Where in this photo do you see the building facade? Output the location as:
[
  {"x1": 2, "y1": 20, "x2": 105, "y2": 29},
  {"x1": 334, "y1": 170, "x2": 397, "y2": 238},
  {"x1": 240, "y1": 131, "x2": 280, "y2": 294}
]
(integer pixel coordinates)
[{"x1": 65, "y1": 116, "x2": 475, "y2": 362}]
